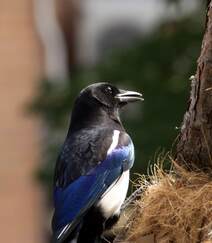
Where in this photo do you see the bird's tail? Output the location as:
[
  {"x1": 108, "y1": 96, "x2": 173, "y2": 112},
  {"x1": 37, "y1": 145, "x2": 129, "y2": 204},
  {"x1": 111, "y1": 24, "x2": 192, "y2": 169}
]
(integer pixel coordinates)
[{"x1": 51, "y1": 225, "x2": 79, "y2": 243}]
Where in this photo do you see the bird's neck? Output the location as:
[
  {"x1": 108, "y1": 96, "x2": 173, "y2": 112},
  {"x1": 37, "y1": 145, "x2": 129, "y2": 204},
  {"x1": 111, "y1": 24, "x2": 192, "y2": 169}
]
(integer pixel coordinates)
[{"x1": 68, "y1": 106, "x2": 124, "y2": 135}]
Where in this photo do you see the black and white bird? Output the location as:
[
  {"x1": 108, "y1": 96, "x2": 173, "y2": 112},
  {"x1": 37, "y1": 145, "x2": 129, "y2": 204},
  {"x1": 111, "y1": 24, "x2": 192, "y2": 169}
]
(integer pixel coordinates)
[{"x1": 52, "y1": 82, "x2": 143, "y2": 243}]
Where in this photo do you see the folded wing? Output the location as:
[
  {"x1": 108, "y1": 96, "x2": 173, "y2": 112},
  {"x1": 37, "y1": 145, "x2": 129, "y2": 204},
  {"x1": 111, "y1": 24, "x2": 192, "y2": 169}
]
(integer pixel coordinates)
[{"x1": 52, "y1": 130, "x2": 134, "y2": 242}]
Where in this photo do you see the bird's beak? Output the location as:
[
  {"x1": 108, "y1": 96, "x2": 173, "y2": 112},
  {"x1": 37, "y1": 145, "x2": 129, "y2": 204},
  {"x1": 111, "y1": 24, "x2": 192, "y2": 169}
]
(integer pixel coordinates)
[{"x1": 115, "y1": 89, "x2": 144, "y2": 104}]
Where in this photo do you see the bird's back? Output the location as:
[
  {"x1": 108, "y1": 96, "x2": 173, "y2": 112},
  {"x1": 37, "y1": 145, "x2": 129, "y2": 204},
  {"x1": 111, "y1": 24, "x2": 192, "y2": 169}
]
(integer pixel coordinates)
[{"x1": 54, "y1": 127, "x2": 116, "y2": 187}]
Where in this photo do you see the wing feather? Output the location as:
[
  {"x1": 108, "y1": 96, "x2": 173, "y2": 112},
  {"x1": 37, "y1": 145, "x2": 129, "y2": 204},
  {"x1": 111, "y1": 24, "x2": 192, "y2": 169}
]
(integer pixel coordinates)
[{"x1": 52, "y1": 129, "x2": 134, "y2": 242}]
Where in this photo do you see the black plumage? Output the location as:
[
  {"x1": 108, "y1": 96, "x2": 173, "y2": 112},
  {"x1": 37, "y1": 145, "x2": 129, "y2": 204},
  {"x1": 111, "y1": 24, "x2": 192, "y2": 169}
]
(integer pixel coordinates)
[{"x1": 52, "y1": 83, "x2": 143, "y2": 243}]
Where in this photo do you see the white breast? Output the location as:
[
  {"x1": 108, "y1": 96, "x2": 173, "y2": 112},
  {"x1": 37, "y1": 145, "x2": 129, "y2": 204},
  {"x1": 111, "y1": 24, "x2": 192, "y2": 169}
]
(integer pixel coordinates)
[{"x1": 97, "y1": 170, "x2": 129, "y2": 219}]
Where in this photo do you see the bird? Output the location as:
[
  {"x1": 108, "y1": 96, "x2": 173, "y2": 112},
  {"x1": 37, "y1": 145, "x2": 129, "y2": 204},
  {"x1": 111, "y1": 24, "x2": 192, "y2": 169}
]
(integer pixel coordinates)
[{"x1": 52, "y1": 82, "x2": 143, "y2": 243}]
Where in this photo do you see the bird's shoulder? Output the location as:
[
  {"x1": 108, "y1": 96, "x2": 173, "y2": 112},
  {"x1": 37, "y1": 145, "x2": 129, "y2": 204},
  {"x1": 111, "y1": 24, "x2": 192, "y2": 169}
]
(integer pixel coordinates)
[{"x1": 54, "y1": 127, "x2": 132, "y2": 187}]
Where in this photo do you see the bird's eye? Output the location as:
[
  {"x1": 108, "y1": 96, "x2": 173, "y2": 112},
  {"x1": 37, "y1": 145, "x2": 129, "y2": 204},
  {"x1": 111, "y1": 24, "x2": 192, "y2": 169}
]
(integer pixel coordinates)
[{"x1": 105, "y1": 86, "x2": 113, "y2": 95}]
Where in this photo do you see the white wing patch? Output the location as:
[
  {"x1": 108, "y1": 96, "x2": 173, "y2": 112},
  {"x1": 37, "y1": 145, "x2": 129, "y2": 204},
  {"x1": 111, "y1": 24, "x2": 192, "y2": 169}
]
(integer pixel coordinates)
[
  {"x1": 97, "y1": 170, "x2": 129, "y2": 218},
  {"x1": 107, "y1": 130, "x2": 120, "y2": 155}
]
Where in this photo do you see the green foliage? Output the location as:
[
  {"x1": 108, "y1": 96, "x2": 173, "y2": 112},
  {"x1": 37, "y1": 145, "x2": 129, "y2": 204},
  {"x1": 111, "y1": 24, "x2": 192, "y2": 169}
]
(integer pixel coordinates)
[{"x1": 31, "y1": 14, "x2": 203, "y2": 192}]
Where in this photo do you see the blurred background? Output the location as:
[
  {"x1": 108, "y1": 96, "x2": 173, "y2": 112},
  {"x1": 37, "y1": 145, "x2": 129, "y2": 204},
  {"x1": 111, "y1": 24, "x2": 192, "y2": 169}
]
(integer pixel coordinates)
[{"x1": 0, "y1": 0, "x2": 205, "y2": 242}]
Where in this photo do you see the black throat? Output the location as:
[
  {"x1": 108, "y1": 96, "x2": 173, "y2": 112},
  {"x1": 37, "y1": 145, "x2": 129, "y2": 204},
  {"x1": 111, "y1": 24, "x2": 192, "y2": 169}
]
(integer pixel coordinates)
[{"x1": 68, "y1": 102, "x2": 124, "y2": 135}]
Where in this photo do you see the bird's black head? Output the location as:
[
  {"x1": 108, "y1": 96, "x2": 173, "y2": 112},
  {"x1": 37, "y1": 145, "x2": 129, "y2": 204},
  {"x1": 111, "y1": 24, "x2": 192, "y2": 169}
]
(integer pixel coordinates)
[{"x1": 69, "y1": 82, "x2": 143, "y2": 133}]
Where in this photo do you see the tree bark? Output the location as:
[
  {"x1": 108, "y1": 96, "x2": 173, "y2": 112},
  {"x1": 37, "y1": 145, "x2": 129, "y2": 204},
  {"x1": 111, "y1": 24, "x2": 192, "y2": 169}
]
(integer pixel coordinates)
[{"x1": 176, "y1": 1, "x2": 212, "y2": 171}]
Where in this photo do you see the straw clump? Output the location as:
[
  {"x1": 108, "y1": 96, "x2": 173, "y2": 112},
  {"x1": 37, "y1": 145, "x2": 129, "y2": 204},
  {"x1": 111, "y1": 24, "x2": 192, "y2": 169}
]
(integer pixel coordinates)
[{"x1": 117, "y1": 161, "x2": 212, "y2": 243}]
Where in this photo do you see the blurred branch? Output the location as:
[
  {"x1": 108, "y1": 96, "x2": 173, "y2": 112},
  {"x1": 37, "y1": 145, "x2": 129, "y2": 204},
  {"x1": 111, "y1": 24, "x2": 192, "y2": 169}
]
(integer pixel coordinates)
[{"x1": 34, "y1": 0, "x2": 69, "y2": 80}]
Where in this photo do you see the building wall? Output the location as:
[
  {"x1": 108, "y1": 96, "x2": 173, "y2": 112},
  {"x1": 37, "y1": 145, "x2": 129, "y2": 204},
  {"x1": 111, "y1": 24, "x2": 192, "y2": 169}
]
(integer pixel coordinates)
[{"x1": 0, "y1": 1, "x2": 45, "y2": 242}]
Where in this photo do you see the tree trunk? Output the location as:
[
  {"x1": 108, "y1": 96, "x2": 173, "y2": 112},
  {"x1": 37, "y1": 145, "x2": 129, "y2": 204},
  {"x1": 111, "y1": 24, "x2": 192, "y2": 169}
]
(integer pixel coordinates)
[
  {"x1": 176, "y1": 1, "x2": 212, "y2": 171},
  {"x1": 114, "y1": 4, "x2": 212, "y2": 243}
]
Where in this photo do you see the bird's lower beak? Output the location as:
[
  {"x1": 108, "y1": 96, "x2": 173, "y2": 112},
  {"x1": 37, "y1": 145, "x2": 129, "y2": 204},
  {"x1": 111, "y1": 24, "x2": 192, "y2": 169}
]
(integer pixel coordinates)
[{"x1": 115, "y1": 89, "x2": 144, "y2": 104}]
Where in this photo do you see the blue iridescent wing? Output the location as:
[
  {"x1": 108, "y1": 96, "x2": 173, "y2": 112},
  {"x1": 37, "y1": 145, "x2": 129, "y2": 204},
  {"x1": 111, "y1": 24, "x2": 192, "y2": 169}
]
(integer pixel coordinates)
[{"x1": 52, "y1": 131, "x2": 134, "y2": 242}]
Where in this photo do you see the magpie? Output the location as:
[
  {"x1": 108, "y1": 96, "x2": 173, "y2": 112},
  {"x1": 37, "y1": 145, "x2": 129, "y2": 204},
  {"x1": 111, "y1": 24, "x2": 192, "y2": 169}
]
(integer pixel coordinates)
[{"x1": 52, "y1": 82, "x2": 143, "y2": 243}]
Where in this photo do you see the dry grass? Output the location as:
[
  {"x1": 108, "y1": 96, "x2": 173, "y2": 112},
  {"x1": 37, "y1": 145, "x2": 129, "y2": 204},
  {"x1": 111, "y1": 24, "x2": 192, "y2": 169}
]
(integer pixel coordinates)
[{"x1": 115, "y1": 160, "x2": 212, "y2": 243}]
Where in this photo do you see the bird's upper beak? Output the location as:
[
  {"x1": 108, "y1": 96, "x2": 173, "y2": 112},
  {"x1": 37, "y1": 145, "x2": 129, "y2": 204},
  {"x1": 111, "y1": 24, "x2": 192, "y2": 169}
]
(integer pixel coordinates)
[{"x1": 115, "y1": 89, "x2": 144, "y2": 104}]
